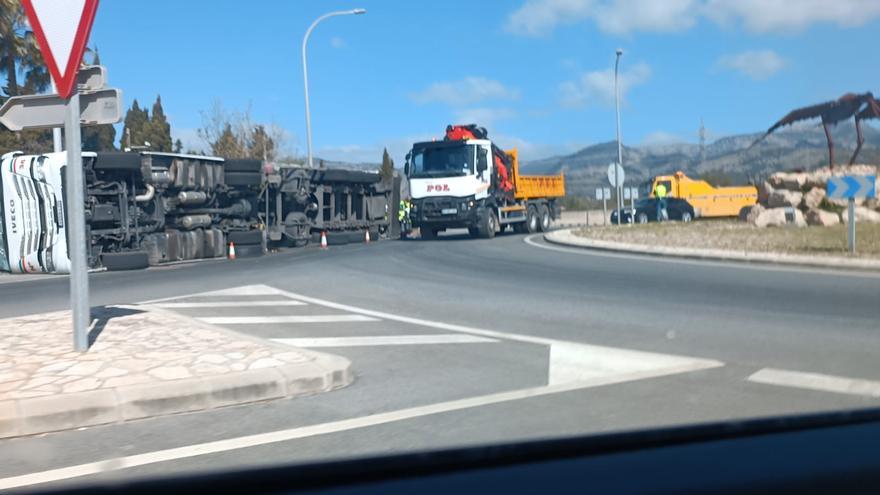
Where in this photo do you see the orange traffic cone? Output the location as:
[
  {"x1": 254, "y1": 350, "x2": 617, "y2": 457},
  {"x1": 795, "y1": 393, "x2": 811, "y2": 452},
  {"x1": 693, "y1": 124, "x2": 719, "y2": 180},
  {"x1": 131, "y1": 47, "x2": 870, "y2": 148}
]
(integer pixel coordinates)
[
  {"x1": 228, "y1": 241, "x2": 236, "y2": 260},
  {"x1": 364, "y1": 230, "x2": 370, "y2": 243},
  {"x1": 320, "y1": 231, "x2": 328, "y2": 249}
]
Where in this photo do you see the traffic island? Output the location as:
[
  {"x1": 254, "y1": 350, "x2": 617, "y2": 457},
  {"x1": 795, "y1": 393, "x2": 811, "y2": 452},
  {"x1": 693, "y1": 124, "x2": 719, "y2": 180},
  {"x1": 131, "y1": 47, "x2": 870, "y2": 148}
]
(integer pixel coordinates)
[
  {"x1": 545, "y1": 225, "x2": 880, "y2": 271},
  {"x1": 0, "y1": 305, "x2": 352, "y2": 439}
]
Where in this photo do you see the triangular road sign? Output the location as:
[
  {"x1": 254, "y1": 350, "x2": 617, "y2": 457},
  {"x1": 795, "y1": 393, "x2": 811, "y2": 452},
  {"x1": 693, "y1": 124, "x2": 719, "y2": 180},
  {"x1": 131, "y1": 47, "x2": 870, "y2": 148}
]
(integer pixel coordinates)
[{"x1": 22, "y1": 0, "x2": 100, "y2": 99}]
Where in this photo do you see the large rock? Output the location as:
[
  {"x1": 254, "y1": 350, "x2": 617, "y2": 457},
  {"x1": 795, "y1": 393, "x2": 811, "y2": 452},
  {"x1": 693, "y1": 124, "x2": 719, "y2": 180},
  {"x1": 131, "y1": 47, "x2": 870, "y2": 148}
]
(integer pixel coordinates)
[
  {"x1": 768, "y1": 189, "x2": 803, "y2": 208},
  {"x1": 753, "y1": 207, "x2": 806, "y2": 228},
  {"x1": 768, "y1": 172, "x2": 806, "y2": 191},
  {"x1": 801, "y1": 187, "x2": 826, "y2": 210},
  {"x1": 842, "y1": 206, "x2": 880, "y2": 224},
  {"x1": 864, "y1": 197, "x2": 880, "y2": 211},
  {"x1": 757, "y1": 181, "x2": 774, "y2": 205},
  {"x1": 746, "y1": 203, "x2": 765, "y2": 224},
  {"x1": 805, "y1": 208, "x2": 840, "y2": 226}
]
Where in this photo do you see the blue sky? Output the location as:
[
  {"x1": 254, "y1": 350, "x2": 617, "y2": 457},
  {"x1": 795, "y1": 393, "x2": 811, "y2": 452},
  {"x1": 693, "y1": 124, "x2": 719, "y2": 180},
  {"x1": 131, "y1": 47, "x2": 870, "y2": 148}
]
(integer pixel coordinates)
[{"x1": 88, "y1": 0, "x2": 880, "y2": 163}]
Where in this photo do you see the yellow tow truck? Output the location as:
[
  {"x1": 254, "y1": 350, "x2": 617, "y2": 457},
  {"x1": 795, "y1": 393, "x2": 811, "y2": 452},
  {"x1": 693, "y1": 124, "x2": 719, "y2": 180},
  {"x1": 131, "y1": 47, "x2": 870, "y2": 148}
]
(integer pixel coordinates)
[{"x1": 642, "y1": 171, "x2": 757, "y2": 218}]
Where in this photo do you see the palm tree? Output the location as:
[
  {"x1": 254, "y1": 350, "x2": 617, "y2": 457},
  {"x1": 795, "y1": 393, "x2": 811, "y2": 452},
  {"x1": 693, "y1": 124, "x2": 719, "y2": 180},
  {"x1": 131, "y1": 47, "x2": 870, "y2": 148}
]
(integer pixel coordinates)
[{"x1": 0, "y1": 0, "x2": 46, "y2": 97}]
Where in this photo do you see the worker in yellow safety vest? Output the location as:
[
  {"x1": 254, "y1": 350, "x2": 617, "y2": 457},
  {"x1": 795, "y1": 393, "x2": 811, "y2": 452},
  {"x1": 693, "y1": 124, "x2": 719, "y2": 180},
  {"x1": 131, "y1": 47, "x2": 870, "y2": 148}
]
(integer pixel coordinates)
[
  {"x1": 398, "y1": 199, "x2": 412, "y2": 238},
  {"x1": 654, "y1": 183, "x2": 668, "y2": 222}
]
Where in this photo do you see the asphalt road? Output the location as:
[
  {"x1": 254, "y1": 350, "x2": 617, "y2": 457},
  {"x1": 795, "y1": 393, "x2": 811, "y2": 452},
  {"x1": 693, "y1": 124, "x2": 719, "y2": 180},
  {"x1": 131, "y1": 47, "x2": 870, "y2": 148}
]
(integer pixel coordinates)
[{"x1": 2, "y1": 230, "x2": 880, "y2": 491}]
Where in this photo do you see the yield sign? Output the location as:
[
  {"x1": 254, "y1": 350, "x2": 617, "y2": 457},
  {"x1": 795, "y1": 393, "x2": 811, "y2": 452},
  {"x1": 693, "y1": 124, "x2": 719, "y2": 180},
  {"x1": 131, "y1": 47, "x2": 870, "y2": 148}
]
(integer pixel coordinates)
[{"x1": 22, "y1": 0, "x2": 100, "y2": 99}]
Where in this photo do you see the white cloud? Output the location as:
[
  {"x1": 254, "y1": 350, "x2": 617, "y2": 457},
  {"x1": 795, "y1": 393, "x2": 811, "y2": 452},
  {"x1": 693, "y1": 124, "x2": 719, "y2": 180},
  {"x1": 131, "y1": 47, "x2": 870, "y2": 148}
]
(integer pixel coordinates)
[
  {"x1": 559, "y1": 62, "x2": 651, "y2": 108},
  {"x1": 641, "y1": 131, "x2": 683, "y2": 145},
  {"x1": 506, "y1": 0, "x2": 880, "y2": 35},
  {"x1": 453, "y1": 107, "x2": 517, "y2": 128},
  {"x1": 329, "y1": 36, "x2": 346, "y2": 49},
  {"x1": 506, "y1": 0, "x2": 594, "y2": 36},
  {"x1": 717, "y1": 50, "x2": 787, "y2": 80},
  {"x1": 409, "y1": 77, "x2": 520, "y2": 106},
  {"x1": 593, "y1": 0, "x2": 699, "y2": 34},
  {"x1": 704, "y1": 0, "x2": 880, "y2": 33}
]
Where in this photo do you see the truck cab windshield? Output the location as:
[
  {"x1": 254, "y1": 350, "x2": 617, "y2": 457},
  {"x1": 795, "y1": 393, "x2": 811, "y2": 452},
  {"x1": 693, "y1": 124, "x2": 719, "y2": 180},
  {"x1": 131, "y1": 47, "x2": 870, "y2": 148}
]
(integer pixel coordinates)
[{"x1": 410, "y1": 145, "x2": 475, "y2": 178}]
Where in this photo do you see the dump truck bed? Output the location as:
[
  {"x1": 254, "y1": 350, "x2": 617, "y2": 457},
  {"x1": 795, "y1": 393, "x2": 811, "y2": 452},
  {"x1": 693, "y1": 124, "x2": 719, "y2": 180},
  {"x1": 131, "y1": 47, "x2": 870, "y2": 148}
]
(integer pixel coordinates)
[{"x1": 507, "y1": 149, "x2": 565, "y2": 200}]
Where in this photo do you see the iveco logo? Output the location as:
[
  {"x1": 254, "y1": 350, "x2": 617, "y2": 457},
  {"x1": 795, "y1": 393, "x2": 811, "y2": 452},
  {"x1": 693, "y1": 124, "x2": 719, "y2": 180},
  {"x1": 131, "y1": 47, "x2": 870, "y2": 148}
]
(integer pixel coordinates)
[
  {"x1": 9, "y1": 200, "x2": 16, "y2": 234},
  {"x1": 427, "y1": 184, "x2": 450, "y2": 192}
]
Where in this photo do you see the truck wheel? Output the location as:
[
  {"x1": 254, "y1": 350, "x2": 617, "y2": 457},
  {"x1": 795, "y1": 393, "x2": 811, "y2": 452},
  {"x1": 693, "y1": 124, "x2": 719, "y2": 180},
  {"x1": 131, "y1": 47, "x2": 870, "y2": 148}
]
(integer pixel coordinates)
[
  {"x1": 526, "y1": 207, "x2": 540, "y2": 233},
  {"x1": 101, "y1": 251, "x2": 149, "y2": 271},
  {"x1": 477, "y1": 211, "x2": 497, "y2": 239},
  {"x1": 538, "y1": 206, "x2": 552, "y2": 232},
  {"x1": 227, "y1": 230, "x2": 263, "y2": 246},
  {"x1": 421, "y1": 228, "x2": 437, "y2": 240}
]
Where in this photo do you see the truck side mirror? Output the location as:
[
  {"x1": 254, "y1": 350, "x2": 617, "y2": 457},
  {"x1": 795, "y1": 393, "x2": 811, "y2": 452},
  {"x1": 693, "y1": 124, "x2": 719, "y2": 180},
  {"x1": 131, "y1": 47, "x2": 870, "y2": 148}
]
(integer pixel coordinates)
[
  {"x1": 477, "y1": 151, "x2": 488, "y2": 173},
  {"x1": 404, "y1": 163, "x2": 410, "y2": 176}
]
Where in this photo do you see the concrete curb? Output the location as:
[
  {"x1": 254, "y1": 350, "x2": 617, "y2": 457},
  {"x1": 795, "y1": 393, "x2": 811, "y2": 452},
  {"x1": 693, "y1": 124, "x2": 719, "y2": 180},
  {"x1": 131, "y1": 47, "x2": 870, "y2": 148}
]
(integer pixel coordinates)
[
  {"x1": 0, "y1": 311, "x2": 353, "y2": 440},
  {"x1": 544, "y1": 228, "x2": 880, "y2": 272}
]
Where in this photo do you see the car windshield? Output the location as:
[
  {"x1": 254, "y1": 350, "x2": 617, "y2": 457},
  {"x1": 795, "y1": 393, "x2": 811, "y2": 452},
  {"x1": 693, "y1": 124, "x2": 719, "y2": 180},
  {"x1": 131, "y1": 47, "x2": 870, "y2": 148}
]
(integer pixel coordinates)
[
  {"x1": 1, "y1": 1, "x2": 878, "y2": 491},
  {"x1": 410, "y1": 145, "x2": 475, "y2": 178}
]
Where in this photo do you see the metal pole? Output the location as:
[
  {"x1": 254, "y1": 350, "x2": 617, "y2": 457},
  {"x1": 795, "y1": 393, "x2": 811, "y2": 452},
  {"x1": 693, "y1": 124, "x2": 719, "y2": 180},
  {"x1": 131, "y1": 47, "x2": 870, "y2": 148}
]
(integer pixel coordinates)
[
  {"x1": 302, "y1": 9, "x2": 366, "y2": 169},
  {"x1": 65, "y1": 92, "x2": 90, "y2": 351},
  {"x1": 603, "y1": 195, "x2": 608, "y2": 226},
  {"x1": 848, "y1": 198, "x2": 856, "y2": 254},
  {"x1": 614, "y1": 49, "x2": 623, "y2": 223},
  {"x1": 51, "y1": 81, "x2": 62, "y2": 152},
  {"x1": 630, "y1": 191, "x2": 635, "y2": 225}
]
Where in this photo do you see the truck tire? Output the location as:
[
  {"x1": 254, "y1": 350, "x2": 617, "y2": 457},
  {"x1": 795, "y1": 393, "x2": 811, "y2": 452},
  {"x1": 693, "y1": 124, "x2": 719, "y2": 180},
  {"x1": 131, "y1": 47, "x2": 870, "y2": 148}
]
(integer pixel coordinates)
[
  {"x1": 101, "y1": 251, "x2": 150, "y2": 271},
  {"x1": 538, "y1": 205, "x2": 552, "y2": 232},
  {"x1": 227, "y1": 230, "x2": 263, "y2": 246},
  {"x1": 421, "y1": 228, "x2": 437, "y2": 240},
  {"x1": 477, "y1": 211, "x2": 497, "y2": 239},
  {"x1": 327, "y1": 231, "x2": 349, "y2": 246},
  {"x1": 526, "y1": 207, "x2": 540, "y2": 233}
]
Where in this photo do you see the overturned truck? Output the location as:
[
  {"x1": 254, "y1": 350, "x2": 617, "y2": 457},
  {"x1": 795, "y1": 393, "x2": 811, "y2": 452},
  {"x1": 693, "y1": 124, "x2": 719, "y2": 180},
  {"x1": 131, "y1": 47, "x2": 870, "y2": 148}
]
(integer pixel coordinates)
[{"x1": 0, "y1": 150, "x2": 393, "y2": 273}]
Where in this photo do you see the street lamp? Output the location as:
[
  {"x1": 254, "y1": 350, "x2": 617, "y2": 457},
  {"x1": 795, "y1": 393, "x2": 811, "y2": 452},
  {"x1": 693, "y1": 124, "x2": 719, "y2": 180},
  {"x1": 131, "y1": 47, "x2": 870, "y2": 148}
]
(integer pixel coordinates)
[
  {"x1": 614, "y1": 48, "x2": 623, "y2": 222},
  {"x1": 301, "y1": 8, "x2": 366, "y2": 168}
]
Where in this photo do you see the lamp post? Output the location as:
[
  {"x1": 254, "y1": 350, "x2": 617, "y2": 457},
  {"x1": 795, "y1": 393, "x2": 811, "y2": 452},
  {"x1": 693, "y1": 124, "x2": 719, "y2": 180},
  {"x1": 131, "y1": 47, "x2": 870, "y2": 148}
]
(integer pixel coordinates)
[
  {"x1": 302, "y1": 8, "x2": 366, "y2": 168},
  {"x1": 614, "y1": 48, "x2": 623, "y2": 221}
]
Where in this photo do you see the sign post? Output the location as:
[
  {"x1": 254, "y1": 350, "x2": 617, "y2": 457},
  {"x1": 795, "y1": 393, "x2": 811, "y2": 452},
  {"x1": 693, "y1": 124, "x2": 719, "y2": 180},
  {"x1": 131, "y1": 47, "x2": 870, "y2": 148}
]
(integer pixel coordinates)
[
  {"x1": 827, "y1": 175, "x2": 876, "y2": 255},
  {"x1": 23, "y1": 0, "x2": 101, "y2": 352},
  {"x1": 607, "y1": 163, "x2": 625, "y2": 226}
]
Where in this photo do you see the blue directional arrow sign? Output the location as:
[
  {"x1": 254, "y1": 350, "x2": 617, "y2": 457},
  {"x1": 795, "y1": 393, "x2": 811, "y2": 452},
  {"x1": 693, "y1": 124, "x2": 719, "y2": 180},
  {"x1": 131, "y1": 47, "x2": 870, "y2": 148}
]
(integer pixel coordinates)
[{"x1": 827, "y1": 175, "x2": 876, "y2": 199}]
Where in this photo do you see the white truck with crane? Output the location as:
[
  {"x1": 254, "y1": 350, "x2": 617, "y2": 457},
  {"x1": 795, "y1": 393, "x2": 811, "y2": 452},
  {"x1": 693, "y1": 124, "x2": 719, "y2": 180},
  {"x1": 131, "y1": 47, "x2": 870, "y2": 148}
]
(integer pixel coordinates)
[{"x1": 404, "y1": 125, "x2": 565, "y2": 239}]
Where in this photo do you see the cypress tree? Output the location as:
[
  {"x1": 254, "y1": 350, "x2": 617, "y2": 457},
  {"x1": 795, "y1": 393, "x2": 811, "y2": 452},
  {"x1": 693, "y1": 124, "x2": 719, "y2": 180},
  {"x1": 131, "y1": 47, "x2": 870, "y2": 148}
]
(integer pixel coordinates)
[{"x1": 145, "y1": 95, "x2": 172, "y2": 152}]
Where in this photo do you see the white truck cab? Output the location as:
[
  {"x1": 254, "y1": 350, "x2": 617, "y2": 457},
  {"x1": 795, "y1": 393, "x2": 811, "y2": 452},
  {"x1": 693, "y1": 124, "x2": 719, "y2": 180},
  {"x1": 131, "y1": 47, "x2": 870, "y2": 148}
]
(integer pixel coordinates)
[{"x1": 0, "y1": 151, "x2": 80, "y2": 274}]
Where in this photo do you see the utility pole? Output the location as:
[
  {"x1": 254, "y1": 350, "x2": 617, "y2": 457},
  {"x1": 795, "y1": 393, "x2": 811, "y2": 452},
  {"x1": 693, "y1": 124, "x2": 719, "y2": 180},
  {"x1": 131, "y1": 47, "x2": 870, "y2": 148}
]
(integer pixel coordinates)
[{"x1": 614, "y1": 49, "x2": 624, "y2": 221}]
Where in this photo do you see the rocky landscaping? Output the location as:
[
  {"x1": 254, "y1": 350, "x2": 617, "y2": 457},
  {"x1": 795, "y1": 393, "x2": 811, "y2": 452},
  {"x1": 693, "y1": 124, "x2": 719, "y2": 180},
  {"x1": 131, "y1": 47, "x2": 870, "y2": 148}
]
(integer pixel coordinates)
[{"x1": 747, "y1": 164, "x2": 879, "y2": 228}]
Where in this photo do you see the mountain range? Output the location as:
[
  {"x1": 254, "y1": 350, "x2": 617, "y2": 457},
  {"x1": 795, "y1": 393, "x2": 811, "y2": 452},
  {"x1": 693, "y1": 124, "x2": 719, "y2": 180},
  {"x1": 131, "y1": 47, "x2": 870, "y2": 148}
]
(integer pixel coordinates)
[{"x1": 522, "y1": 122, "x2": 880, "y2": 197}]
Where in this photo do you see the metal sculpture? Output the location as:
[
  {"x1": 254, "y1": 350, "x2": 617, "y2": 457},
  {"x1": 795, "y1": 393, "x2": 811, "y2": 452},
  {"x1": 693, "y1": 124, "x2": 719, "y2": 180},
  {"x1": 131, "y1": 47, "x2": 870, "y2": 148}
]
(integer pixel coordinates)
[{"x1": 752, "y1": 92, "x2": 880, "y2": 168}]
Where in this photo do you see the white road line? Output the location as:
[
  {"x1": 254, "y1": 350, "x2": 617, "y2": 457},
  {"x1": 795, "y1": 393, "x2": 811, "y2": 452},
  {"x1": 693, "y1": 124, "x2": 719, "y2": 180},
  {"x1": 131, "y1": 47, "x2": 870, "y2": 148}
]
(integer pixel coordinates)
[
  {"x1": 748, "y1": 368, "x2": 880, "y2": 398},
  {"x1": 0, "y1": 362, "x2": 718, "y2": 491},
  {"x1": 524, "y1": 234, "x2": 880, "y2": 279},
  {"x1": 271, "y1": 334, "x2": 498, "y2": 347},
  {"x1": 197, "y1": 315, "x2": 378, "y2": 324},
  {"x1": 153, "y1": 301, "x2": 306, "y2": 308}
]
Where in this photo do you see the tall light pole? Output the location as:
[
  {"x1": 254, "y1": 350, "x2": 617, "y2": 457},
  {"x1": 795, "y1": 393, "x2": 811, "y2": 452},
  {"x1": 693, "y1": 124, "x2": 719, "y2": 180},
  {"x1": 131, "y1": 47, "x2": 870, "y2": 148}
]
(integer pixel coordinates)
[
  {"x1": 614, "y1": 48, "x2": 623, "y2": 221},
  {"x1": 302, "y1": 8, "x2": 366, "y2": 168}
]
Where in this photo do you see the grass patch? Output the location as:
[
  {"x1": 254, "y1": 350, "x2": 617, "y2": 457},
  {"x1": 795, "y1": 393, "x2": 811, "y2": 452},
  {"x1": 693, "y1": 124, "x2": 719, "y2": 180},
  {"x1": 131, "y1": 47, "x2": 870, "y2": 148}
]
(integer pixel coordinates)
[{"x1": 574, "y1": 220, "x2": 880, "y2": 258}]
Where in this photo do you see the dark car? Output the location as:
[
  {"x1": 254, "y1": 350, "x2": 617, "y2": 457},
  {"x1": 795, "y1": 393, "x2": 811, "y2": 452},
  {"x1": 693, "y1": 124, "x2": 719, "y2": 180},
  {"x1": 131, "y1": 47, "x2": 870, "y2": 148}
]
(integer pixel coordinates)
[{"x1": 611, "y1": 197, "x2": 695, "y2": 224}]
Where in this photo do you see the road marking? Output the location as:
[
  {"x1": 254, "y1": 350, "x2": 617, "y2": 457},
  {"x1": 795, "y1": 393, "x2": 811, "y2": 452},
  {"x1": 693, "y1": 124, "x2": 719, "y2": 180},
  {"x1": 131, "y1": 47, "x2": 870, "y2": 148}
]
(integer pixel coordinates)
[
  {"x1": 0, "y1": 363, "x2": 718, "y2": 491},
  {"x1": 271, "y1": 334, "x2": 498, "y2": 347},
  {"x1": 196, "y1": 315, "x2": 378, "y2": 324},
  {"x1": 524, "y1": 234, "x2": 880, "y2": 279},
  {"x1": 153, "y1": 301, "x2": 307, "y2": 308},
  {"x1": 748, "y1": 368, "x2": 880, "y2": 398}
]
